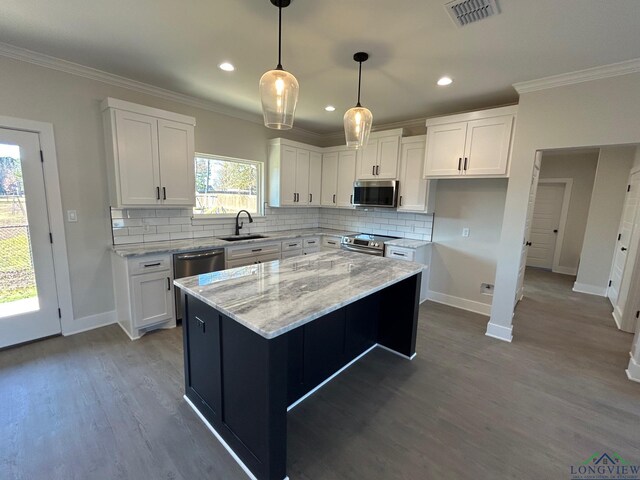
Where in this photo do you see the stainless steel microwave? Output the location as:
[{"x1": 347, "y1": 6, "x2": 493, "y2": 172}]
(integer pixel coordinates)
[{"x1": 352, "y1": 180, "x2": 398, "y2": 208}]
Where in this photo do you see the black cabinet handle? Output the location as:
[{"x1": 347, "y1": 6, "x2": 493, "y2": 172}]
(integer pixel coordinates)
[
  {"x1": 553, "y1": 229, "x2": 558, "y2": 233},
  {"x1": 399, "y1": 196, "x2": 403, "y2": 207},
  {"x1": 350, "y1": 194, "x2": 353, "y2": 204},
  {"x1": 458, "y1": 158, "x2": 462, "y2": 171},
  {"x1": 162, "y1": 187, "x2": 166, "y2": 200},
  {"x1": 526, "y1": 241, "x2": 532, "y2": 246},
  {"x1": 156, "y1": 186, "x2": 160, "y2": 200},
  {"x1": 252, "y1": 248, "x2": 263, "y2": 252},
  {"x1": 372, "y1": 165, "x2": 375, "y2": 175},
  {"x1": 333, "y1": 194, "x2": 336, "y2": 204},
  {"x1": 195, "y1": 316, "x2": 205, "y2": 333},
  {"x1": 309, "y1": 193, "x2": 312, "y2": 203},
  {"x1": 307, "y1": 241, "x2": 316, "y2": 244},
  {"x1": 376, "y1": 165, "x2": 380, "y2": 175},
  {"x1": 392, "y1": 252, "x2": 406, "y2": 257},
  {"x1": 288, "y1": 243, "x2": 298, "y2": 247},
  {"x1": 143, "y1": 262, "x2": 161, "y2": 268},
  {"x1": 167, "y1": 277, "x2": 171, "y2": 291},
  {"x1": 463, "y1": 157, "x2": 468, "y2": 171},
  {"x1": 293, "y1": 193, "x2": 296, "y2": 202},
  {"x1": 622, "y1": 247, "x2": 628, "y2": 251}
]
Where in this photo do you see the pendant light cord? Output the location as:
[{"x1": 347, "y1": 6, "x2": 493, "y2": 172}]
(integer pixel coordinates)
[
  {"x1": 356, "y1": 61, "x2": 362, "y2": 107},
  {"x1": 277, "y1": 2, "x2": 283, "y2": 70}
]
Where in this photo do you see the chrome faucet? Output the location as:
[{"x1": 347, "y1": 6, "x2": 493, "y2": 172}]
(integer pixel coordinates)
[{"x1": 235, "y1": 210, "x2": 253, "y2": 236}]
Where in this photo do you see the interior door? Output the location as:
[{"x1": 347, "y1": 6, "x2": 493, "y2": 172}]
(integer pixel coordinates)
[
  {"x1": 295, "y1": 149, "x2": 310, "y2": 205},
  {"x1": 609, "y1": 170, "x2": 640, "y2": 312},
  {"x1": 308, "y1": 151, "x2": 322, "y2": 206},
  {"x1": 336, "y1": 150, "x2": 357, "y2": 207},
  {"x1": 515, "y1": 153, "x2": 542, "y2": 304},
  {"x1": 114, "y1": 110, "x2": 160, "y2": 205},
  {"x1": 0, "y1": 128, "x2": 61, "y2": 348},
  {"x1": 464, "y1": 115, "x2": 513, "y2": 176},
  {"x1": 526, "y1": 182, "x2": 565, "y2": 269},
  {"x1": 320, "y1": 152, "x2": 338, "y2": 206},
  {"x1": 423, "y1": 122, "x2": 466, "y2": 177},
  {"x1": 158, "y1": 119, "x2": 195, "y2": 206}
]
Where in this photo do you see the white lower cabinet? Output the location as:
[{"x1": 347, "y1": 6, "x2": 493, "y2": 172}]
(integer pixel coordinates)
[
  {"x1": 384, "y1": 243, "x2": 432, "y2": 303},
  {"x1": 322, "y1": 235, "x2": 342, "y2": 250},
  {"x1": 225, "y1": 242, "x2": 282, "y2": 269},
  {"x1": 111, "y1": 253, "x2": 176, "y2": 340},
  {"x1": 226, "y1": 252, "x2": 281, "y2": 268}
]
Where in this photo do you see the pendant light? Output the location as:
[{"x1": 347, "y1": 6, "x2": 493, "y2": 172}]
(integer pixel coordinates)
[
  {"x1": 259, "y1": 0, "x2": 299, "y2": 130},
  {"x1": 344, "y1": 52, "x2": 373, "y2": 149}
]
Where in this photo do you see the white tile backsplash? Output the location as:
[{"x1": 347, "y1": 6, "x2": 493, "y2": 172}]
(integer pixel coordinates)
[{"x1": 110, "y1": 206, "x2": 433, "y2": 245}]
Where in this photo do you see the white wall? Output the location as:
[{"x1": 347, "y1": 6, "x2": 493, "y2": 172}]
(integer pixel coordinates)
[
  {"x1": 635, "y1": 146, "x2": 640, "y2": 169},
  {"x1": 0, "y1": 56, "x2": 317, "y2": 323},
  {"x1": 538, "y1": 150, "x2": 599, "y2": 273},
  {"x1": 489, "y1": 72, "x2": 640, "y2": 342},
  {"x1": 574, "y1": 147, "x2": 636, "y2": 294},
  {"x1": 429, "y1": 179, "x2": 508, "y2": 315}
]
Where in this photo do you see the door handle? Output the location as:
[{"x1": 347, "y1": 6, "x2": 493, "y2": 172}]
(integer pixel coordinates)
[
  {"x1": 309, "y1": 193, "x2": 312, "y2": 203},
  {"x1": 162, "y1": 187, "x2": 167, "y2": 200},
  {"x1": 621, "y1": 247, "x2": 628, "y2": 251},
  {"x1": 458, "y1": 158, "x2": 462, "y2": 171},
  {"x1": 167, "y1": 277, "x2": 171, "y2": 291},
  {"x1": 463, "y1": 157, "x2": 468, "y2": 171},
  {"x1": 399, "y1": 196, "x2": 403, "y2": 207},
  {"x1": 293, "y1": 193, "x2": 296, "y2": 202},
  {"x1": 156, "y1": 186, "x2": 160, "y2": 200},
  {"x1": 376, "y1": 165, "x2": 379, "y2": 175},
  {"x1": 372, "y1": 165, "x2": 375, "y2": 175},
  {"x1": 350, "y1": 194, "x2": 353, "y2": 204},
  {"x1": 333, "y1": 194, "x2": 336, "y2": 204}
]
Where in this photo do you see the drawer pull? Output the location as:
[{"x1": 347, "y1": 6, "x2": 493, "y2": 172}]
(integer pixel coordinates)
[
  {"x1": 327, "y1": 241, "x2": 336, "y2": 245},
  {"x1": 252, "y1": 248, "x2": 263, "y2": 252},
  {"x1": 289, "y1": 243, "x2": 298, "y2": 247},
  {"x1": 144, "y1": 262, "x2": 161, "y2": 267},
  {"x1": 307, "y1": 241, "x2": 316, "y2": 244},
  {"x1": 393, "y1": 252, "x2": 406, "y2": 257}
]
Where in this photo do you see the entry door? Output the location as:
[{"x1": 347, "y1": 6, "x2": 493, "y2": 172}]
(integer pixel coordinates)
[
  {"x1": 609, "y1": 170, "x2": 640, "y2": 309},
  {"x1": 526, "y1": 183, "x2": 565, "y2": 269},
  {"x1": 516, "y1": 154, "x2": 542, "y2": 304},
  {"x1": 0, "y1": 128, "x2": 60, "y2": 348}
]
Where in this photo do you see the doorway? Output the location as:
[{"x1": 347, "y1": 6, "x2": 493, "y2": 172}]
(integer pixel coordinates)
[{"x1": 0, "y1": 128, "x2": 61, "y2": 347}]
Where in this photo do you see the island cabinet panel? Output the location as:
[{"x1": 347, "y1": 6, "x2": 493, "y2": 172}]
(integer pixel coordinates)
[
  {"x1": 345, "y1": 293, "x2": 380, "y2": 358},
  {"x1": 378, "y1": 273, "x2": 422, "y2": 357},
  {"x1": 302, "y1": 309, "x2": 347, "y2": 388}
]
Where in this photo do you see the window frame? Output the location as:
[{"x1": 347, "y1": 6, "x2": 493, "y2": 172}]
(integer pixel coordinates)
[{"x1": 192, "y1": 153, "x2": 265, "y2": 219}]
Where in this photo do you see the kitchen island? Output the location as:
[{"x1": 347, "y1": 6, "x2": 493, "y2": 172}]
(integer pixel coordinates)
[{"x1": 174, "y1": 250, "x2": 423, "y2": 480}]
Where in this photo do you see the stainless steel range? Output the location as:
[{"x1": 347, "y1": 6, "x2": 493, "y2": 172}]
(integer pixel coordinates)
[{"x1": 340, "y1": 233, "x2": 399, "y2": 256}]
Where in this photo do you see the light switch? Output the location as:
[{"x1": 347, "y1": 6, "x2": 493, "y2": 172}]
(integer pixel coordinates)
[
  {"x1": 67, "y1": 210, "x2": 78, "y2": 222},
  {"x1": 462, "y1": 227, "x2": 470, "y2": 237}
]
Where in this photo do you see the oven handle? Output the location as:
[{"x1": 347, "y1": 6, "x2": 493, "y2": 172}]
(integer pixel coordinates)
[{"x1": 340, "y1": 244, "x2": 384, "y2": 256}]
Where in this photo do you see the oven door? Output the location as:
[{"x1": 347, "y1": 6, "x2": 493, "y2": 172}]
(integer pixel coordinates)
[
  {"x1": 340, "y1": 243, "x2": 384, "y2": 256},
  {"x1": 352, "y1": 180, "x2": 398, "y2": 208}
]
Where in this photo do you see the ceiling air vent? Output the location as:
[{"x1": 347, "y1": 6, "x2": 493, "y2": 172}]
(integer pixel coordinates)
[{"x1": 445, "y1": 0, "x2": 500, "y2": 27}]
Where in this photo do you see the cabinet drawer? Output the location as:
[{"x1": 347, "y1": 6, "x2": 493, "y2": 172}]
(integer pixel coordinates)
[
  {"x1": 303, "y1": 247, "x2": 321, "y2": 255},
  {"x1": 129, "y1": 255, "x2": 171, "y2": 275},
  {"x1": 282, "y1": 239, "x2": 303, "y2": 251},
  {"x1": 226, "y1": 242, "x2": 281, "y2": 260},
  {"x1": 281, "y1": 249, "x2": 302, "y2": 260},
  {"x1": 225, "y1": 252, "x2": 281, "y2": 269},
  {"x1": 303, "y1": 237, "x2": 320, "y2": 248},
  {"x1": 322, "y1": 236, "x2": 341, "y2": 249},
  {"x1": 385, "y1": 246, "x2": 415, "y2": 262}
]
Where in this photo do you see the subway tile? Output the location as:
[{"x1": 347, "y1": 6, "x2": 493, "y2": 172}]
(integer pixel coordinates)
[
  {"x1": 157, "y1": 225, "x2": 182, "y2": 234},
  {"x1": 155, "y1": 209, "x2": 184, "y2": 217},
  {"x1": 169, "y1": 217, "x2": 192, "y2": 225},
  {"x1": 170, "y1": 232, "x2": 192, "y2": 240},
  {"x1": 113, "y1": 235, "x2": 144, "y2": 245},
  {"x1": 126, "y1": 209, "x2": 157, "y2": 218},
  {"x1": 112, "y1": 228, "x2": 129, "y2": 237},
  {"x1": 142, "y1": 217, "x2": 169, "y2": 226},
  {"x1": 128, "y1": 226, "x2": 155, "y2": 235}
]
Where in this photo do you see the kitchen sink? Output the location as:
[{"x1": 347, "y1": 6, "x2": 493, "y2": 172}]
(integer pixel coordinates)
[{"x1": 220, "y1": 235, "x2": 267, "y2": 242}]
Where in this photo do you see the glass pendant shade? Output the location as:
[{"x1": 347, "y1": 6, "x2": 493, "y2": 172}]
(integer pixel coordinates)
[
  {"x1": 260, "y1": 68, "x2": 299, "y2": 130},
  {"x1": 344, "y1": 105, "x2": 373, "y2": 149}
]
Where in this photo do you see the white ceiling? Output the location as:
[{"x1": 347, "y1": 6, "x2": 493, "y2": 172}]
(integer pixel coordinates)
[{"x1": 1, "y1": 0, "x2": 640, "y2": 134}]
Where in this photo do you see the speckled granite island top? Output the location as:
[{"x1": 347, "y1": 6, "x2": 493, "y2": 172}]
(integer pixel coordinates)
[{"x1": 174, "y1": 249, "x2": 423, "y2": 339}]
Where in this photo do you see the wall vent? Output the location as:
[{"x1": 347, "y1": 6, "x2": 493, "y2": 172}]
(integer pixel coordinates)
[{"x1": 445, "y1": 0, "x2": 500, "y2": 27}]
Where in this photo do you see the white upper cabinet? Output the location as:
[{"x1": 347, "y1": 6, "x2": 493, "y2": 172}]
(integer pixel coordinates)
[
  {"x1": 268, "y1": 139, "x2": 322, "y2": 207},
  {"x1": 321, "y1": 152, "x2": 339, "y2": 206},
  {"x1": 102, "y1": 98, "x2": 196, "y2": 208},
  {"x1": 398, "y1": 136, "x2": 436, "y2": 213},
  {"x1": 355, "y1": 129, "x2": 402, "y2": 180},
  {"x1": 423, "y1": 106, "x2": 517, "y2": 179},
  {"x1": 320, "y1": 148, "x2": 356, "y2": 209}
]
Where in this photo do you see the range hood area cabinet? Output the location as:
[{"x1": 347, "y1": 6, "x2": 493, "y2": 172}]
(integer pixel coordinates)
[
  {"x1": 268, "y1": 138, "x2": 322, "y2": 207},
  {"x1": 423, "y1": 105, "x2": 517, "y2": 179},
  {"x1": 320, "y1": 147, "x2": 358, "y2": 208},
  {"x1": 355, "y1": 129, "x2": 403, "y2": 180},
  {"x1": 102, "y1": 98, "x2": 196, "y2": 208},
  {"x1": 398, "y1": 135, "x2": 436, "y2": 213}
]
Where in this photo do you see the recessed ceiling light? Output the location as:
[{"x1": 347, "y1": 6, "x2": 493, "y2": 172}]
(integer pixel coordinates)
[
  {"x1": 325, "y1": 105, "x2": 336, "y2": 112},
  {"x1": 437, "y1": 76, "x2": 453, "y2": 86},
  {"x1": 219, "y1": 62, "x2": 235, "y2": 72}
]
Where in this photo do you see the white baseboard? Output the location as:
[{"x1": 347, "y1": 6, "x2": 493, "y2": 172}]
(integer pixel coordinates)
[
  {"x1": 426, "y1": 290, "x2": 492, "y2": 316},
  {"x1": 62, "y1": 310, "x2": 116, "y2": 336},
  {"x1": 572, "y1": 282, "x2": 607, "y2": 297},
  {"x1": 626, "y1": 354, "x2": 640, "y2": 384},
  {"x1": 485, "y1": 321, "x2": 513, "y2": 343},
  {"x1": 553, "y1": 265, "x2": 577, "y2": 276},
  {"x1": 612, "y1": 308, "x2": 623, "y2": 330}
]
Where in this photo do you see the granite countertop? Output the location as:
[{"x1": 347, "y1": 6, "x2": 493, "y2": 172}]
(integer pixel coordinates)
[
  {"x1": 112, "y1": 228, "x2": 355, "y2": 257},
  {"x1": 384, "y1": 238, "x2": 431, "y2": 248},
  {"x1": 174, "y1": 250, "x2": 423, "y2": 339}
]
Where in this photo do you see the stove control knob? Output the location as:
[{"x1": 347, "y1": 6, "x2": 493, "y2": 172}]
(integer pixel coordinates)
[{"x1": 373, "y1": 242, "x2": 378, "y2": 247}]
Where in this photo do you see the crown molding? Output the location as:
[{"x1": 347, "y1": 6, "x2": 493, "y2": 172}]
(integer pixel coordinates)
[
  {"x1": 0, "y1": 41, "x2": 325, "y2": 141},
  {"x1": 320, "y1": 117, "x2": 427, "y2": 145},
  {"x1": 513, "y1": 58, "x2": 640, "y2": 94}
]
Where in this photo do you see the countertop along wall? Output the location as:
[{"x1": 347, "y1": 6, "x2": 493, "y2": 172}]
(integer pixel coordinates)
[
  {"x1": 538, "y1": 150, "x2": 599, "y2": 274},
  {"x1": 0, "y1": 55, "x2": 319, "y2": 327}
]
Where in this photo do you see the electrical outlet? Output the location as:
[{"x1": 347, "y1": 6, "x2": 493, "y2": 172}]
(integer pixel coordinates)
[
  {"x1": 67, "y1": 210, "x2": 77, "y2": 222},
  {"x1": 462, "y1": 227, "x2": 470, "y2": 237},
  {"x1": 481, "y1": 283, "x2": 494, "y2": 295}
]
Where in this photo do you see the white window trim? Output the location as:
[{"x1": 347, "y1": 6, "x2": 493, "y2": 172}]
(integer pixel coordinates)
[{"x1": 192, "y1": 153, "x2": 264, "y2": 219}]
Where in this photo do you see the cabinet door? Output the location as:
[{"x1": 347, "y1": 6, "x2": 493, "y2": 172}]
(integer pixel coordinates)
[
  {"x1": 336, "y1": 150, "x2": 357, "y2": 207},
  {"x1": 463, "y1": 115, "x2": 513, "y2": 176},
  {"x1": 280, "y1": 146, "x2": 297, "y2": 206},
  {"x1": 114, "y1": 110, "x2": 160, "y2": 205},
  {"x1": 376, "y1": 136, "x2": 400, "y2": 179},
  {"x1": 357, "y1": 140, "x2": 378, "y2": 180},
  {"x1": 399, "y1": 140, "x2": 430, "y2": 212},
  {"x1": 158, "y1": 119, "x2": 195, "y2": 206},
  {"x1": 295, "y1": 149, "x2": 310, "y2": 205},
  {"x1": 308, "y1": 151, "x2": 322, "y2": 206},
  {"x1": 423, "y1": 122, "x2": 466, "y2": 178},
  {"x1": 131, "y1": 270, "x2": 173, "y2": 328},
  {"x1": 321, "y1": 152, "x2": 338, "y2": 206}
]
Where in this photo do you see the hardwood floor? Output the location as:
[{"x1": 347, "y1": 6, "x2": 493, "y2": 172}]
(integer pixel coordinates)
[{"x1": 1, "y1": 268, "x2": 638, "y2": 479}]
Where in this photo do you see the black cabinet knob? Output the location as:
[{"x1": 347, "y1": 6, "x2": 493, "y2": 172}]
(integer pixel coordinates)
[
  {"x1": 621, "y1": 247, "x2": 628, "y2": 251},
  {"x1": 553, "y1": 229, "x2": 558, "y2": 233}
]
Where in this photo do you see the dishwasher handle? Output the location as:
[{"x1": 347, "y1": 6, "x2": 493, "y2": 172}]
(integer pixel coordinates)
[{"x1": 176, "y1": 250, "x2": 224, "y2": 261}]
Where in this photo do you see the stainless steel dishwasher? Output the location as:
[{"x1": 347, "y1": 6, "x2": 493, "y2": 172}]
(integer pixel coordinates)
[{"x1": 173, "y1": 249, "x2": 225, "y2": 321}]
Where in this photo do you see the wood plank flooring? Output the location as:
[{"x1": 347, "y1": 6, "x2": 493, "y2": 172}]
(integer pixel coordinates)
[{"x1": 1, "y1": 268, "x2": 638, "y2": 479}]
